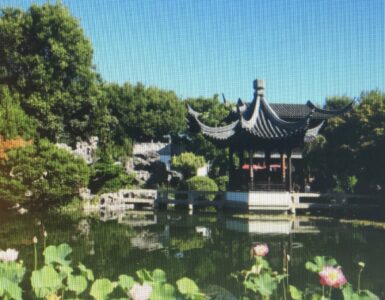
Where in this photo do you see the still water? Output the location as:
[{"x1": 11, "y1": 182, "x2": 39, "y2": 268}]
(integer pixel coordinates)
[{"x1": 1, "y1": 209, "x2": 385, "y2": 298}]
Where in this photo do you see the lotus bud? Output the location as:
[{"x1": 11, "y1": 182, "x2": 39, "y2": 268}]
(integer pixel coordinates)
[
  {"x1": 33, "y1": 236, "x2": 38, "y2": 244},
  {"x1": 358, "y1": 262, "x2": 365, "y2": 268},
  {"x1": 43, "y1": 231, "x2": 48, "y2": 238}
]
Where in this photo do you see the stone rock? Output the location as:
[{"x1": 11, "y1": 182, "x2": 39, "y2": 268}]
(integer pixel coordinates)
[{"x1": 56, "y1": 136, "x2": 98, "y2": 164}]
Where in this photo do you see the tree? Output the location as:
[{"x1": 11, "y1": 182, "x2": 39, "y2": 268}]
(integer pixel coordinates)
[
  {"x1": 106, "y1": 82, "x2": 187, "y2": 141},
  {"x1": 171, "y1": 152, "x2": 205, "y2": 179},
  {"x1": 0, "y1": 139, "x2": 90, "y2": 207},
  {"x1": 0, "y1": 136, "x2": 32, "y2": 160},
  {"x1": 0, "y1": 3, "x2": 98, "y2": 142},
  {"x1": 304, "y1": 90, "x2": 385, "y2": 194},
  {"x1": 0, "y1": 86, "x2": 37, "y2": 139},
  {"x1": 184, "y1": 95, "x2": 234, "y2": 177}
]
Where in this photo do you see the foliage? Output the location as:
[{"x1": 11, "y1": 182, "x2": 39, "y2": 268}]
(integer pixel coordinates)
[
  {"x1": 89, "y1": 157, "x2": 135, "y2": 194},
  {"x1": 305, "y1": 256, "x2": 338, "y2": 273},
  {"x1": 106, "y1": 82, "x2": 187, "y2": 141},
  {"x1": 232, "y1": 255, "x2": 285, "y2": 298},
  {"x1": 184, "y1": 96, "x2": 233, "y2": 177},
  {"x1": 0, "y1": 2, "x2": 98, "y2": 142},
  {"x1": 0, "y1": 260, "x2": 25, "y2": 300},
  {"x1": 233, "y1": 249, "x2": 379, "y2": 300},
  {"x1": 304, "y1": 91, "x2": 385, "y2": 194},
  {"x1": 186, "y1": 176, "x2": 218, "y2": 201},
  {"x1": 185, "y1": 95, "x2": 233, "y2": 127},
  {"x1": 0, "y1": 241, "x2": 207, "y2": 300},
  {"x1": 0, "y1": 86, "x2": 37, "y2": 139},
  {"x1": 214, "y1": 175, "x2": 229, "y2": 191},
  {"x1": 186, "y1": 176, "x2": 218, "y2": 193},
  {"x1": 0, "y1": 136, "x2": 32, "y2": 160},
  {"x1": 0, "y1": 139, "x2": 90, "y2": 207},
  {"x1": 172, "y1": 152, "x2": 206, "y2": 179},
  {"x1": 0, "y1": 238, "x2": 381, "y2": 300}
]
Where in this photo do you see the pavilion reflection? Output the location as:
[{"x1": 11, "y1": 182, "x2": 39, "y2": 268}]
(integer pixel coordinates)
[{"x1": 225, "y1": 216, "x2": 320, "y2": 235}]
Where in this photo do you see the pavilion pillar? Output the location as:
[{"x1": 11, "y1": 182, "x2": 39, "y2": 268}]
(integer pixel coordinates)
[
  {"x1": 249, "y1": 150, "x2": 254, "y2": 181},
  {"x1": 265, "y1": 150, "x2": 271, "y2": 187},
  {"x1": 281, "y1": 153, "x2": 286, "y2": 183},
  {"x1": 287, "y1": 151, "x2": 293, "y2": 192}
]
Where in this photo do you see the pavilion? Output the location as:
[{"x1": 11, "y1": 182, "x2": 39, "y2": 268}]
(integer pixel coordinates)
[{"x1": 188, "y1": 79, "x2": 352, "y2": 192}]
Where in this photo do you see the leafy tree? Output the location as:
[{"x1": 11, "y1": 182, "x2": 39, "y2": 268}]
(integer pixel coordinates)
[
  {"x1": 0, "y1": 136, "x2": 32, "y2": 160},
  {"x1": 106, "y1": 82, "x2": 186, "y2": 142},
  {"x1": 324, "y1": 96, "x2": 352, "y2": 110},
  {"x1": 0, "y1": 139, "x2": 90, "y2": 207},
  {"x1": 304, "y1": 90, "x2": 385, "y2": 194},
  {"x1": 0, "y1": 86, "x2": 37, "y2": 139},
  {"x1": 185, "y1": 94, "x2": 233, "y2": 127},
  {"x1": 184, "y1": 95, "x2": 234, "y2": 177},
  {"x1": 0, "y1": 3, "x2": 98, "y2": 142},
  {"x1": 171, "y1": 152, "x2": 205, "y2": 179}
]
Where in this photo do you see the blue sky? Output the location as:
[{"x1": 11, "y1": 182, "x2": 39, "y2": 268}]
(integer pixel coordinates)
[{"x1": 1, "y1": 0, "x2": 384, "y2": 104}]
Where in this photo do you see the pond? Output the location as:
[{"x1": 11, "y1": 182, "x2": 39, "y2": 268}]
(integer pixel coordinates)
[{"x1": 1, "y1": 209, "x2": 385, "y2": 298}]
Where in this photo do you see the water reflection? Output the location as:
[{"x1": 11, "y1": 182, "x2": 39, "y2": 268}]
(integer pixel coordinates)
[
  {"x1": 1, "y1": 209, "x2": 385, "y2": 297},
  {"x1": 226, "y1": 217, "x2": 320, "y2": 234}
]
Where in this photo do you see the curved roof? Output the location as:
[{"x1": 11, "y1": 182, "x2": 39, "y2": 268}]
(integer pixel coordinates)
[{"x1": 188, "y1": 80, "x2": 352, "y2": 147}]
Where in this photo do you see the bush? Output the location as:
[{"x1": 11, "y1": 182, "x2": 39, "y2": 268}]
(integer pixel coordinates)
[
  {"x1": 0, "y1": 139, "x2": 90, "y2": 208},
  {"x1": 172, "y1": 152, "x2": 205, "y2": 179},
  {"x1": 89, "y1": 159, "x2": 135, "y2": 194},
  {"x1": 215, "y1": 175, "x2": 229, "y2": 191},
  {"x1": 186, "y1": 176, "x2": 218, "y2": 201}
]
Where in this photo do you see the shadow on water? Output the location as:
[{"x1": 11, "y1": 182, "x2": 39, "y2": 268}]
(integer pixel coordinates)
[{"x1": 1, "y1": 208, "x2": 385, "y2": 298}]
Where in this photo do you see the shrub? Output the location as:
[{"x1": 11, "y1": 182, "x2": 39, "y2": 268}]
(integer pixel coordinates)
[
  {"x1": 186, "y1": 176, "x2": 218, "y2": 201},
  {"x1": 171, "y1": 152, "x2": 205, "y2": 179},
  {"x1": 215, "y1": 175, "x2": 229, "y2": 191}
]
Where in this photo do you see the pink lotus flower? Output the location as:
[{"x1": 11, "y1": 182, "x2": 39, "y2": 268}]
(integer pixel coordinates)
[
  {"x1": 251, "y1": 243, "x2": 269, "y2": 257},
  {"x1": 319, "y1": 266, "x2": 347, "y2": 288},
  {"x1": 129, "y1": 283, "x2": 152, "y2": 300},
  {"x1": 0, "y1": 248, "x2": 19, "y2": 262}
]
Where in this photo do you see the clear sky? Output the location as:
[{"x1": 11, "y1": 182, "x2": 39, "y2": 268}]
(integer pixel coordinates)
[{"x1": 1, "y1": 0, "x2": 384, "y2": 104}]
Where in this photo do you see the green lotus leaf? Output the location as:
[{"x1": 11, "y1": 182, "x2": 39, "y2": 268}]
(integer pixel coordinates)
[
  {"x1": 44, "y1": 244, "x2": 72, "y2": 266},
  {"x1": 31, "y1": 265, "x2": 62, "y2": 298},
  {"x1": 90, "y1": 278, "x2": 114, "y2": 300},
  {"x1": 0, "y1": 277, "x2": 23, "y2": 300},
  {"x1": 67, "y1": 274, "x2": 87, "y2": 295}
]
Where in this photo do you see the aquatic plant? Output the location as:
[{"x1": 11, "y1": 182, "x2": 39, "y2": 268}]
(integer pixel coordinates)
[{"x1": 0, "y1": 238, "x2": 380, "y2": 299}]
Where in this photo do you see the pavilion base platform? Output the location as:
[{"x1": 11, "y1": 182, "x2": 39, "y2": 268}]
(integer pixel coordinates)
[{"x1": 225, "y1": 191, "x2": 292, "y2": 212}]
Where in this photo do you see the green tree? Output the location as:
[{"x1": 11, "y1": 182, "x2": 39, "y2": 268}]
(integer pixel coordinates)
[
  {"x1": 184, "y1": 95, "x2": 234, "y2": 178},
  {"x1": 304, "y1": 91, "x2": 385, "y2": 193},
  {"x1": 0, "y1": 3, "x2": 98, "y2": 142},
  {"x1": 106, "y1": 82, "x2": 187, "y2": 141},
  {"x1": 0, "y1": 86, "x2": 37, "y2": 139},
  {"x1": 171, "y1": 152, "x2": 205, "y2": 179},
  {"x1": 0, "y1": 139, "x2": 90, "y2": 207}
]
